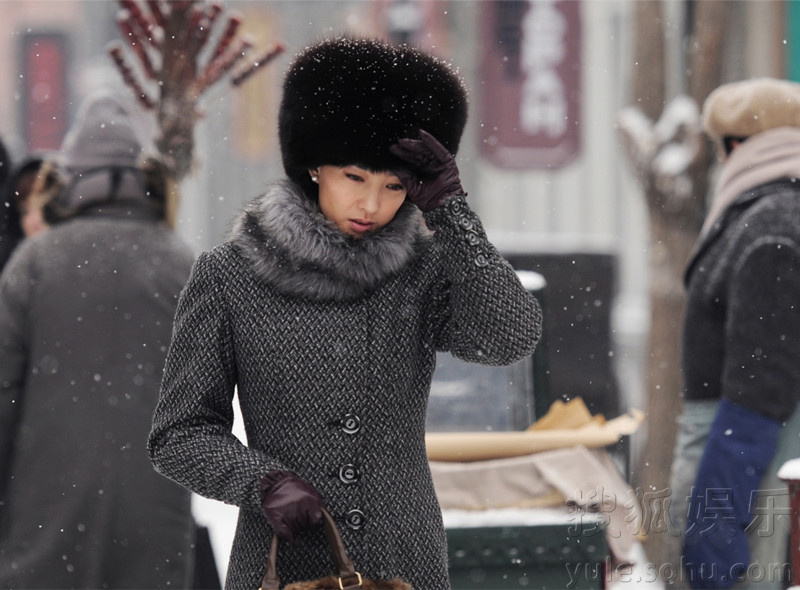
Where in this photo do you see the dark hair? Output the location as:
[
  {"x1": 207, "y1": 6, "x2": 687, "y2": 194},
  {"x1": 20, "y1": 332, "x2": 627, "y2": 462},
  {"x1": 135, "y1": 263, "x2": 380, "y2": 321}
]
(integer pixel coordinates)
[
  {"x1": 0, "y1": 136, "x2": 10, "y2": 189},
  {"x1": 722, "y1": 136, "x2": 748, "y2": 157},
  {"x1": 0, "y1": 137, "x2": 21, "y2": 270}
]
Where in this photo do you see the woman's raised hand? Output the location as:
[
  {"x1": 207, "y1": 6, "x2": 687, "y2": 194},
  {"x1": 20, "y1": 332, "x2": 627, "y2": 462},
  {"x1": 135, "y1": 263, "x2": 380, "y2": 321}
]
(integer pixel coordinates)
[{"x1": 390, "y1": 129, "x2": 465, "y2": 212}]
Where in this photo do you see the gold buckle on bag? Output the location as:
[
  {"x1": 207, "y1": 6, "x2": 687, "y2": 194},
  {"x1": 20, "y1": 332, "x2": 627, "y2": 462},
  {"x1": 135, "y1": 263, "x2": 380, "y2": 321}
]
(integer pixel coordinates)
[{"x1": 339, "y1": 572, "x2": 363, "y2": 589}]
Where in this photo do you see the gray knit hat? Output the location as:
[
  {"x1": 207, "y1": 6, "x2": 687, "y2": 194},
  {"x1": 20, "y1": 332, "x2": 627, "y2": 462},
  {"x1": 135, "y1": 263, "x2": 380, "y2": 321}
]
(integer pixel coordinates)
[
  {"x1": 60, "y1": 92, "x2": 143, "y2": 171},
  {"x1": 702, "y1": 77, "x2": 800, "y2": 142}
]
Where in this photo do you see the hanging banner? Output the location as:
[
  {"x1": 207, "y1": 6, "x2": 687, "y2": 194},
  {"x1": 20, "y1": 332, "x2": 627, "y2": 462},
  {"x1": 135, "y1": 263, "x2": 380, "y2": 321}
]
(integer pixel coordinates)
[
  {"x1": 479, "y1": 0, "x2": 581, "y2": 169},
  {"x1": 20, "y1": 32, "x2": 69, "y2": 151}
]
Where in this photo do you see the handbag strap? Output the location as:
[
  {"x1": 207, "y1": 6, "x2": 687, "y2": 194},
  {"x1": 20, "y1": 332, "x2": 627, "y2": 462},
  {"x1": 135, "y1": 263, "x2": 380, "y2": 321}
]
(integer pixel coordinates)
[{"x1": 259, "y1": 507, "x2": 362, "y2": 590}]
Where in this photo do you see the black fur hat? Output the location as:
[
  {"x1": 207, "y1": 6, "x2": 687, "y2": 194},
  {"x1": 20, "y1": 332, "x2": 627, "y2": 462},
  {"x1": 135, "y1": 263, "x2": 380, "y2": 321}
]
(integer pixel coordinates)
[{"x1": 279, "y1": 36, "x2": 468, "y2": 197}]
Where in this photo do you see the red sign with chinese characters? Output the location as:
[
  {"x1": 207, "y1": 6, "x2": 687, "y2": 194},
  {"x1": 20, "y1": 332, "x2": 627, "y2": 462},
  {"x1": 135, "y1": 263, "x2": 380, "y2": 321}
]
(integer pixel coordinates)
[
  {"x1": 21, "y1": 33, "x2": 69, "y2": 151},
  {"x1": 479, "y1": 0, "x2": 581, "y2": 169}
]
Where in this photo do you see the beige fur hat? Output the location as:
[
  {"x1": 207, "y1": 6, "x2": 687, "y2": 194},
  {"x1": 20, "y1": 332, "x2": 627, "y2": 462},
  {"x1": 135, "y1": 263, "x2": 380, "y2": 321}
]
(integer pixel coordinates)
[{"x1": 702, "y1": 77, "x2": 800, "y2": 142}]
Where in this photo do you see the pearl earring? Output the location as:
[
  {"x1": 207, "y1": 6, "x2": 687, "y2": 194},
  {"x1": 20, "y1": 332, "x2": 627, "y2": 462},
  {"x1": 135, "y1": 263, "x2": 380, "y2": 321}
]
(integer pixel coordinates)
[{"x1": 311, "y1": 175, "x2": 318, "y2": 183}]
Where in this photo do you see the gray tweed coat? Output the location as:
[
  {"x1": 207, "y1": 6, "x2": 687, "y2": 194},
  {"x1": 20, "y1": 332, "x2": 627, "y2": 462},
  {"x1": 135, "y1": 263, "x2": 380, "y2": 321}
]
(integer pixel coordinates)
[{"x1": 148, "y1": 180, "x2": 542, "y2": 589}]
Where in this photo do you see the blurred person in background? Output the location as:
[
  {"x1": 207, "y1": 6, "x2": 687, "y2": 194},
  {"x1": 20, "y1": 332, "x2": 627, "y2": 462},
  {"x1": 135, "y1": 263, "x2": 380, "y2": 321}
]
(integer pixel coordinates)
[
  {"x1": 0, "y1": 136, "x2": 18, "y2": 271},
  {"x1": 10, "y1": 155, "x2": 49, "y2": 239},
  {"x1": 0, "y1": 135, "x2": 8, "y2": 183},
  {"x1": 0, "y1": 92, "x2": 197, "y2": 589},
  {"x1": 1, "y1": 152, "x2": 54, "y2": 273},
  {"x1": 670, "y1": 77, "x2": 800, "y2": 589}
]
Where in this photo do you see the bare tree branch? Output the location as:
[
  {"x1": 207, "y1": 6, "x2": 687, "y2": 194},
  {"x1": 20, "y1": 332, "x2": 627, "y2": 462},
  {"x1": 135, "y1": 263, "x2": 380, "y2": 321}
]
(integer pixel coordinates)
[{"x1": 107, "y1": 0, "x2": 285, "y2": 226}]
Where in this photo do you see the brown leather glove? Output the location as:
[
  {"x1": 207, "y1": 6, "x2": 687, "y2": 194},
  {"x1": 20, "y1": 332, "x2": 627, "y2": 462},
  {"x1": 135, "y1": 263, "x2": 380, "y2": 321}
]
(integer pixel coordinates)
[
  {"x1": 390, "y1": 128, "x2": 465, "y2": 212},
  {"x1": 259, "y1": 471, "x2": 324, "y2": 544}
]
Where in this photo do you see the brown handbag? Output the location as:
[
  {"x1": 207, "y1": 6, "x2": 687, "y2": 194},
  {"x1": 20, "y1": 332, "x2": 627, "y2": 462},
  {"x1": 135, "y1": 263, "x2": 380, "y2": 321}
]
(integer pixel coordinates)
[{"x1": 259, "y1": 508, "x2": 412, "y2": 590}]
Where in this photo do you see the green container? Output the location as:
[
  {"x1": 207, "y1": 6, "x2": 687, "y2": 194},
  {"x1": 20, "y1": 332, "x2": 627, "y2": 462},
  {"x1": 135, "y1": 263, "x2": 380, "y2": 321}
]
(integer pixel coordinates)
[{"x1": 446, "y1": 518, "x2": 607, "y2": 589}]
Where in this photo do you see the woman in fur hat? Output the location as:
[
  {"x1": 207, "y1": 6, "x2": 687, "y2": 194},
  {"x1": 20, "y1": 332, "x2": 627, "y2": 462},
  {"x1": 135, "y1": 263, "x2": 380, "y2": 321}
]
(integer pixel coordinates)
[{"x1": 149, "y1": 37, "x2": 542, "y2": 589}]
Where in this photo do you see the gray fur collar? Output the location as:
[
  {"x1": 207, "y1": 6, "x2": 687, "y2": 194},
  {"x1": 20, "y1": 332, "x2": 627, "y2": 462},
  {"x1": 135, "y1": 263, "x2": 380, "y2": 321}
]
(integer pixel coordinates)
[{"x1": 229, "y1": 180, "x2": 431, "y2": 301}]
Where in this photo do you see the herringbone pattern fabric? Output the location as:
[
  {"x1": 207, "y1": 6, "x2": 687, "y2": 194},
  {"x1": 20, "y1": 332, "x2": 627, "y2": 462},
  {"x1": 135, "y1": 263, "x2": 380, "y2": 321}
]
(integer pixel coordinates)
[{"x1": 149, "y1": 192, "x2": 541, "y2": 589}]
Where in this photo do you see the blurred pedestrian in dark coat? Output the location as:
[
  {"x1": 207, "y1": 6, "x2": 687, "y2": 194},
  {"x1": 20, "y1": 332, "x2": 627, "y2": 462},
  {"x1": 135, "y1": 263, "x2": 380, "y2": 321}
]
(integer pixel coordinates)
[
  {"x1": 669, "y1": 78, "x2": 800, "y2": 589},
  {"x1": 0, "y1": 136, "x2": 19, "y2": 271},
  {"x1": 0, "y1": 92, "x2": 196, "y2": 589}
]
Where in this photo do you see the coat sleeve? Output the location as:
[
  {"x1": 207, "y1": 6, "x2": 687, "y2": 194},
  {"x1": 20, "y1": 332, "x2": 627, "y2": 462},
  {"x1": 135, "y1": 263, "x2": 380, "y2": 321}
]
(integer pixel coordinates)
[
  {"x1": 148, "y1": 251, "x2": 288, "y2": 512},
  {"x1": 0, "y1": 246, "x2": 34, "y2": 498},
  {"x1": 422, "y1": 195, "x2": 543, "y2": 365},
  {"x1": 723, "y1": 236, "x2": 800, "y2": 422},
  {"x1": 683, "y1": 399, "x2": 781, "y2": 588}
]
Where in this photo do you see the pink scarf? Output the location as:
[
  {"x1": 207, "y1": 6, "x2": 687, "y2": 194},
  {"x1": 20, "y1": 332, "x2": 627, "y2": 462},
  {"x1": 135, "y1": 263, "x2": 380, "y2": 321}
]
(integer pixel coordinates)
[{"x1": 701, "y1": 126, "x2": 800, "y2": 238}]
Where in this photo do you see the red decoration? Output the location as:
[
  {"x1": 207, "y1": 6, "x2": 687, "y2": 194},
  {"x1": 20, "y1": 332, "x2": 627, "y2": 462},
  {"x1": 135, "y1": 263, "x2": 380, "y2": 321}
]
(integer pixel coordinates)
[{"x1": 108, "y1": 0, "x2": 285, "y2": 182}]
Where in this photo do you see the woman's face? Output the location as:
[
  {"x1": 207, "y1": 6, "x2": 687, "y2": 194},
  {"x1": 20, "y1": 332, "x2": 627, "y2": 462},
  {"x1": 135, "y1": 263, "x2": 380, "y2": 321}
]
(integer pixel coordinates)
[{"x1": 313, "y1": 165, "x2": 407, "y2": 238}]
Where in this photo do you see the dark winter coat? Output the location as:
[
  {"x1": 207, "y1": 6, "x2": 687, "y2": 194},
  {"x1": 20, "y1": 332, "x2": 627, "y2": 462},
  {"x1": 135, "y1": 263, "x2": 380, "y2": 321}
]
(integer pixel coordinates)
[
  {"x1": 148, "y1": 181, "x2": 542, "y2": 590},
  {"x1": 0, "y1": 169, "x2": 196, "y2": 588},
  {"x1": 682, "y1": 177, "x2": 800, "y2": 423}
]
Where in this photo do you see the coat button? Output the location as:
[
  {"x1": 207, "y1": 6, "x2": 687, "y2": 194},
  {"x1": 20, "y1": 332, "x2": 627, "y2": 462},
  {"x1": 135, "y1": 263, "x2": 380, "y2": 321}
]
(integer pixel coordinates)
[
  {"x1": 465, "y1": 232, "x2": 480, "y2": 246},
  {"x1": 341, "y1": 414, "x2": 361, "y2": 435},
  {"x1": 448, "y1": 199, "x2": 464, "y2": 216},
  {"x1": 474, "y1": 253, "x2": 489, "y2": 267},
  {"x1": 345, "y1": 509, "x2": 365, "y2": 530},
  {"x1": 339, "y1": 464, "x2": 361, "y2": 485}
]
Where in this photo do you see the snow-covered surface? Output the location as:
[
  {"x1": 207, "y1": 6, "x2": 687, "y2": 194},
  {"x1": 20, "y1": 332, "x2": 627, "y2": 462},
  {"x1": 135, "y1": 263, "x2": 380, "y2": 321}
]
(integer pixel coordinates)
[
  {"x1": 515, "y1": 269, "x2": 547, "y2": 292},
  {"x1": 442, "y1": 506, "x2": 602, "y2": 528},
  {"x1": 653, "y1": 95, "x2": 698, "y2": 146},
  {"x1": 607, "y1": 542, "x2": 665, "y2": 590},
  {"x1": 778, "y1": 457, "x2": 800, "y2": 481}
]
